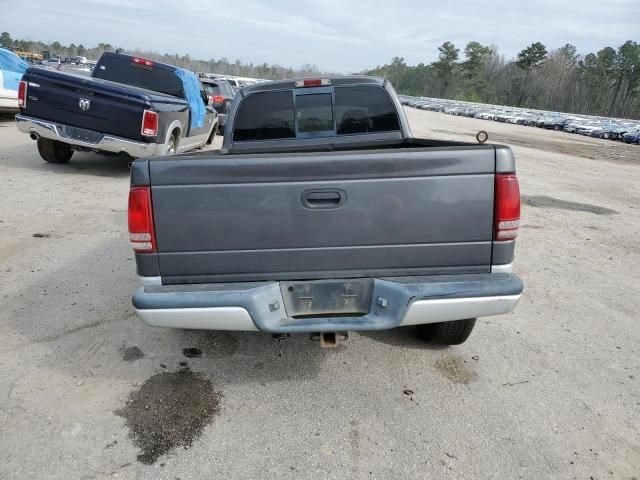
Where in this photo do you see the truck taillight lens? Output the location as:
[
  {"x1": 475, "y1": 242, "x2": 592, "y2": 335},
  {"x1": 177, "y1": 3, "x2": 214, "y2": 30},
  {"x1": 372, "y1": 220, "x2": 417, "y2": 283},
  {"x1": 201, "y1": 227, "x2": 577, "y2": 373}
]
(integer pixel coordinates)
[
  {"x1": 141, "y1": 110, "x2": 158, "y2": 137},
  {"x1": 128, "y1": 187, "x2": 156, "y2": 252},
  {"x1": 494, "y1": 174, "x2": 520, "y2": 241},
  {"x1": 212, "y1": 95, "x2": 224, "y2": 105},
  {"x1": 132, "y1": 57, "x2": 154, "y2": 68},
  {"x1": 295, "y1": 79, "x2": 331, "y2": 87},
  {"x1": 18, "y1": 80, "x2": 27, "y2": 108}
]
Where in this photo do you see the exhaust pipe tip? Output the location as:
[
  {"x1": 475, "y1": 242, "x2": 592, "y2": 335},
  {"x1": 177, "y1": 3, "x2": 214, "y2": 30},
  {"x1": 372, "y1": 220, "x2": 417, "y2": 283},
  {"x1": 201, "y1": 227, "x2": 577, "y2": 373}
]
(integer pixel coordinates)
[{"x1": 29, "y1": 132, "x2": 40, "y2": 141}]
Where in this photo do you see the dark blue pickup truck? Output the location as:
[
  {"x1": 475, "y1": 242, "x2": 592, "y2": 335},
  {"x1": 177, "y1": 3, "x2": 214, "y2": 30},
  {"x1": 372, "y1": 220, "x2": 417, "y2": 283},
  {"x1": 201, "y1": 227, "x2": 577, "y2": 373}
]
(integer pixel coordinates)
[{"x1": 15, "y1": 52, "x2": 218, "y2": 163}]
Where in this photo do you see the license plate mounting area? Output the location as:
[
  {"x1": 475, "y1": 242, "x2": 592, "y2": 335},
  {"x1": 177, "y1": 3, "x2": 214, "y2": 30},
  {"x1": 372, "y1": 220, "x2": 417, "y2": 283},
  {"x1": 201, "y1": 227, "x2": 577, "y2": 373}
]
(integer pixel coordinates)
[{"x1": 280, "y1": 279, "x2": 374, "y2": 318}]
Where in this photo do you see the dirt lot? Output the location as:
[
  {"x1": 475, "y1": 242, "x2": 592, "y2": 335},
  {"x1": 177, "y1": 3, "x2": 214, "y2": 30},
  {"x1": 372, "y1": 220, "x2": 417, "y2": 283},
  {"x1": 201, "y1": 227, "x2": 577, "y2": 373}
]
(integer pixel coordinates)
[{"x1": 0, "y1": 109, "x2": 639, "y2": 479}]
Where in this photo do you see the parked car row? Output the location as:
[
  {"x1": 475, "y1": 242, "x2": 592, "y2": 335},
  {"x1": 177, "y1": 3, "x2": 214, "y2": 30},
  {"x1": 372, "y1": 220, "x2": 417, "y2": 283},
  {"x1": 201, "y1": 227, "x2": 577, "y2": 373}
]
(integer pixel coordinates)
[
  {"x1": 399, "y1": 96, "x2": 640, "y2": 145},
  {"x1": 198, "y1": 72, "x2": 266, "y2": 89}
]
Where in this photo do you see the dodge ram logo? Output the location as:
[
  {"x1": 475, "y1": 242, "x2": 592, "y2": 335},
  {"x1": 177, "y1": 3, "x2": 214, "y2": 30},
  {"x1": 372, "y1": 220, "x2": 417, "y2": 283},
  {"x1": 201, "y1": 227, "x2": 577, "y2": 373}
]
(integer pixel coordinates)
[{"x1": 79, "y1": 98, "x2": 91, "y2": 111}]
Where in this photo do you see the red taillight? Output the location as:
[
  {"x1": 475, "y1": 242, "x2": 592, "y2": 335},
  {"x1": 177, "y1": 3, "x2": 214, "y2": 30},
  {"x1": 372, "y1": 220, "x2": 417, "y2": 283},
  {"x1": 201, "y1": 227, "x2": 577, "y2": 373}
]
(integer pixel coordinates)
[
  {"x1": 141, "y1": 110, "x2": 158, "y2": 137},
  {"x1": 132, "y1": 57, "x2": 154, "y2": 67},
  {"x1": 212, "y1": 95, "x2": 224, "y2": 105},
  {"x1": 494, "y1": 174, "x2": 520, "y2": 241},
  {"x1": 18, "y1": 80, "x2": 27, "y2": 108},
  {"x1": 128, "y1": 187, "x2": 156, "y2": 253}
]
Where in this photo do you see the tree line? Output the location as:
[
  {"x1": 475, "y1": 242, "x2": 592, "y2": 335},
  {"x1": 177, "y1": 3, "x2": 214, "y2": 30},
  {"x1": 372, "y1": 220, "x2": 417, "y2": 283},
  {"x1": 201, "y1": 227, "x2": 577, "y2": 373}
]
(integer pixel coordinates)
[
  {"x1": 3, "y1": 31, "x2": 639, "y2": 119},
  {"x1": 365, "y1": 40, "x2": 640, "y2": 119},
  {"x1": 0, "y1": 32, "x2": 324, "y2": 80}
]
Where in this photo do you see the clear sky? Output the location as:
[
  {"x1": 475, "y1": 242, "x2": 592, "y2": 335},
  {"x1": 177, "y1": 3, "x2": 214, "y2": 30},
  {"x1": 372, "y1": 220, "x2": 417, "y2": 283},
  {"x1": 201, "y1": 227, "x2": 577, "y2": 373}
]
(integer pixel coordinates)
[{"x1": 1, "y1": 0, "x2": 638, "y2": 72}]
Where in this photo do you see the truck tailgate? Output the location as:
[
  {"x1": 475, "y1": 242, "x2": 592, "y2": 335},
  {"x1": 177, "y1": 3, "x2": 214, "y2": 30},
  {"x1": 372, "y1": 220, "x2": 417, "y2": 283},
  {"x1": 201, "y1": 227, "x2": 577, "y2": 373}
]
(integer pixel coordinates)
[
  {"x1": 149, "y1": 146, "x2": 496, "y2": 283},
  {"x1": 23, "y1": 69, "x2": 148, "y2": 140}
]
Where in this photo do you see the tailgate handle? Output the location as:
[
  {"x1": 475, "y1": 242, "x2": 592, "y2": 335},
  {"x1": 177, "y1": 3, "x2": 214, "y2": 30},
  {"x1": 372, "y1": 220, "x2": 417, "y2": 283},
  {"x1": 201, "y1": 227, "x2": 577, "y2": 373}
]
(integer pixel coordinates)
[{"x1": 302, "y1": 189, "x2": 346, "y2": 209}]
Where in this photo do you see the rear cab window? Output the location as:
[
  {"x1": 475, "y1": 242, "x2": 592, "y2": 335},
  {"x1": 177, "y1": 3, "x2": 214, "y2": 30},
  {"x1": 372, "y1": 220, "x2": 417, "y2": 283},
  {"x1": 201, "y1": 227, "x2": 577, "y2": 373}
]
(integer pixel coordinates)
[
  {"x1": 92, "y1": 54, "x2": 184, "y2": 98},
  {"x1": 233, "y1": 90, "x2": 295, "y2": 141},
  {"x1": 232, "y1": 84, "x2": 400, "y2": 142},
  {"x1": 296, "y1": 91, "x2": 334, "y2": 135}
]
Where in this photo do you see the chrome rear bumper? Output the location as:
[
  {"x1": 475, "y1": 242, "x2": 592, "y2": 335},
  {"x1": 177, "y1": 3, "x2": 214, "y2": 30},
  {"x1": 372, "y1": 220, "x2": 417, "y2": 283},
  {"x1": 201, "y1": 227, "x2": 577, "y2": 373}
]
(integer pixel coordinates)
[
  {"x1": 16, "y1": 114, "x2": 163, "y2": 158},
  {"x1": 133, "y1": 273, "x2": 523, "y2": 332}
]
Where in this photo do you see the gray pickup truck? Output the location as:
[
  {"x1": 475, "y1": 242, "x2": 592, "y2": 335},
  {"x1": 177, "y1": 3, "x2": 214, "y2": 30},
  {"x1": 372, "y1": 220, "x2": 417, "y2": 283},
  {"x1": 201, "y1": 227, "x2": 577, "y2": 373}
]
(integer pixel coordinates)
[{"x1": 128, "y1": 76, "x2": 523, "y2": 347}]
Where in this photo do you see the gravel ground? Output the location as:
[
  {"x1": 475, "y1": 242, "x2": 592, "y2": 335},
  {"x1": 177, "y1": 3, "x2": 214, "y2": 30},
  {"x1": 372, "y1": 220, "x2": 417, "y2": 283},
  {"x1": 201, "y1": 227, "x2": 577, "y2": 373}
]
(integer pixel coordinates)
[{"x1": 0, "y1": 109, "x2": 638, "y2": 479}]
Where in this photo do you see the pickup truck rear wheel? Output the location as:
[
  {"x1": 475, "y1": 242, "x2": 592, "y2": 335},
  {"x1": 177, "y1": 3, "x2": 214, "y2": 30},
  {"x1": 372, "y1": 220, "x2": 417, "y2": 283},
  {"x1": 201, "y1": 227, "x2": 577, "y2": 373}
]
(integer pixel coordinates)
[
  {"x1": 416, "y1": 318, "x2": 477, "y2": 345},
  {"x1": 165, "y1": 133, "x2": 178, "y2": 155},
  {"x1": 37, "y1": 138, "x2": 73, "y2": 164},
  {"x1": 208, "y1": 124, "x2": 219, "y2": 142}
]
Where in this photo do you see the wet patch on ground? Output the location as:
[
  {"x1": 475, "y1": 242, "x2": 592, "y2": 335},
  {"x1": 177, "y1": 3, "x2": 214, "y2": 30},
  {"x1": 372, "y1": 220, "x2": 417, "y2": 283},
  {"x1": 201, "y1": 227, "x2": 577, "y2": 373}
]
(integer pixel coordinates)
[
  {"x1": 435, "y1": 356, "x2": 478, "y2": 384},
  {"x1": 115, "y1": 370, "x2": 221, "y2": 465},
  {"x1": 523, "y1": 195, "x2": 618, "y2": 215},
  {"x1": 182, "y1": 347, "x2": 202, "y2": 358},
  {"x1": 121, "y1": 346, "x2": 145, "y2": 362}
]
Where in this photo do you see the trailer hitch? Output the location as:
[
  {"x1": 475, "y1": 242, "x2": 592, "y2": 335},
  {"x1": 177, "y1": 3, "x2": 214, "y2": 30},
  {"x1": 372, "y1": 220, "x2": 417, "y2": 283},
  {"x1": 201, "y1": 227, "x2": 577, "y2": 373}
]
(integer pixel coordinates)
[{"x1": 310, "y1": 332, "x2": 349, "y2": 349}]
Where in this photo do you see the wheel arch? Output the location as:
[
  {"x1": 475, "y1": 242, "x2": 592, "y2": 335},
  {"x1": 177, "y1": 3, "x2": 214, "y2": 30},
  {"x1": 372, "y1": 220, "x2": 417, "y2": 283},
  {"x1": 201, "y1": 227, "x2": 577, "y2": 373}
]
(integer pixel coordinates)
[{"x1": 162, "y1": 120, "x2": 183, "y2": 153}]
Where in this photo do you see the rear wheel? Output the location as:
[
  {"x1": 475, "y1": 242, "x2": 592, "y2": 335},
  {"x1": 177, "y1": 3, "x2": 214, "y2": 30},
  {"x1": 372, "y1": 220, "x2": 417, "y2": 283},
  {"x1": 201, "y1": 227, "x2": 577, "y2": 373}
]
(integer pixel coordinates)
[
  {"x1": 416, "y1": 318, "x2": 477, "y2": 345},
  {"x1": 208, "y1": 124, "x2": 219, "y2": 143},
  {"x1": 165, "y1": 132, "x2": 178, "y2": 155},
  {"x1": 37, "y1": 138, "x2": 73, "y2": 164}
]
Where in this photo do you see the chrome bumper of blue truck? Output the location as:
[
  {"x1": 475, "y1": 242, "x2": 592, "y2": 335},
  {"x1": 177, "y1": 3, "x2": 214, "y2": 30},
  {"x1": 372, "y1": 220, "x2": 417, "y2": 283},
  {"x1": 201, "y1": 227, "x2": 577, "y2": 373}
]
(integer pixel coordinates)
[
  {"x1": 16, "y1": 114, "x2": 163, "y2": 158},
  {"x1": 132, "y1": 273, "x2": 523, "y2": 333}
]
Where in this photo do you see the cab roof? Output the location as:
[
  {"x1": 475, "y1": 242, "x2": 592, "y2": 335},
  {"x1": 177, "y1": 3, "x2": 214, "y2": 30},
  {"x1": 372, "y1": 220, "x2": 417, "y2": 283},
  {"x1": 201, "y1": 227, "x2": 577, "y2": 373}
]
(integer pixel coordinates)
[{"x1": 240, "y1": 76, "x2": 386, "y2": 96}]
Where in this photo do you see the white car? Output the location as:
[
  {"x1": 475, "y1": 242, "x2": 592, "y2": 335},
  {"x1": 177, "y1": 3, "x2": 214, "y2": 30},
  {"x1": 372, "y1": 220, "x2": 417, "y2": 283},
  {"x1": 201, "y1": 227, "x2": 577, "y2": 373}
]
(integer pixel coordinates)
[
  {"x1": 0, "y1": 47, "x2": 28, "y2": 113},
  {"x1": 220, "y1": 77, "x2": 242, "y2": 91},
  {"x1": 0, "y1": 69, "x2": 19, "y2": 112}
]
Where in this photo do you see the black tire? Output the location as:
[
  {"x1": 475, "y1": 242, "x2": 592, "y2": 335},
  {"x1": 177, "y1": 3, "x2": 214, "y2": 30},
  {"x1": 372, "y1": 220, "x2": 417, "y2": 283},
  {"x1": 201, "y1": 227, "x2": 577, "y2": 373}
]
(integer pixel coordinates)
[
  {"x1": 215, "y1": 124, "x2": 224, "y2": 136},
  {"x1": 207, "y1": 124, "x2": 219, "y2": 143},
  {"x1": 37, "y1": 138, "x2": 73, "y2": 164},
  {"x1": 416, "y1": 318, "x2": 477, "y2": 345},
  {"x1": 165, "y1": 132, "x2": 178, "y2": 155}
]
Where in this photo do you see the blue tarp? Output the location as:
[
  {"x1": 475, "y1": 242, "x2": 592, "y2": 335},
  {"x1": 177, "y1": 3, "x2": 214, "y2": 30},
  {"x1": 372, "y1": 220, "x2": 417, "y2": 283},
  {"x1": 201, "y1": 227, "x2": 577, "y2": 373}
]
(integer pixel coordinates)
[
  {"x1": 174, "y1": 68, "x2": 206, "y2": 130},
  {"x1": 0, "y1": 48, "x2": 28, "y2": 91}
]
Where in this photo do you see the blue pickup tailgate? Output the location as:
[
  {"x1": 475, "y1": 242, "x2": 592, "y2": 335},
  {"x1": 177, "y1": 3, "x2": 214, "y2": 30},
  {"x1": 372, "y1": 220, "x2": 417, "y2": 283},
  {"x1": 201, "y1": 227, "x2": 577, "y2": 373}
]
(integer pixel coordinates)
[{"x1": 21, "y1": 68, "x2": 151, "y2": 141}]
